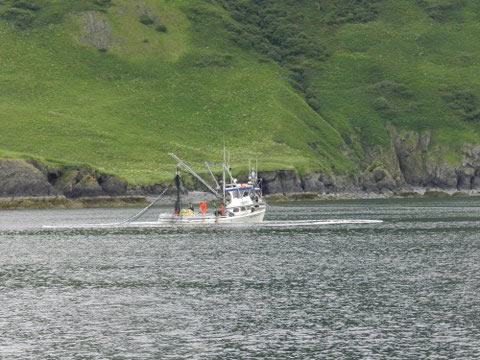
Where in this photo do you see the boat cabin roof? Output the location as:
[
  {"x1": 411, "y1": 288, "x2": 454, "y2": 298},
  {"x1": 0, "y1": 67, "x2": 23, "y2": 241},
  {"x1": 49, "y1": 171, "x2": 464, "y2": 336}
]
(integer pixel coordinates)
[{"x1": 225, "y1": 183, "x2": 258, "y2": 192}]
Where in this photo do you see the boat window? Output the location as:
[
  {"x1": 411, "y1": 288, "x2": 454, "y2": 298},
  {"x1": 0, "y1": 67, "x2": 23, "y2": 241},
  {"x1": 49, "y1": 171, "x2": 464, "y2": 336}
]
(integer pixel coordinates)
[
  {"x1": 241, "y1": 207, "x2": 246, "y2": 211},
  {"x1": 233, "y1": 208, "x2": 239, "y2": 213}
]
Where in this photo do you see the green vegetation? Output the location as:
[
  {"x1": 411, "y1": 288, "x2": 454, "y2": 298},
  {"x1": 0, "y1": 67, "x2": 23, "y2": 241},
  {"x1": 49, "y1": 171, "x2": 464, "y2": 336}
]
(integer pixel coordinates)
[
  {"x1": 155, "y1": 24, "x2": 167, "y2": 33},
  {"x1": 0, "y1": 0, "x2": 112, "y2": 28},
  {"x1": 0, "y1": 0, "x2": 480, "y2": 184},
  {"x1": 139, "y1": 14, "x2": 154, "y2": 26},
  {"x1": 441, "y1": 87, "x2": 480, "y2": 122}
]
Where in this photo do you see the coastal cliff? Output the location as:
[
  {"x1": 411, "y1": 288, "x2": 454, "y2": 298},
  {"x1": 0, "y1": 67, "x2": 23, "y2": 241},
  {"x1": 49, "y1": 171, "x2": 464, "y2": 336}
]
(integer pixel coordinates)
[
  {"x1": 0, "y1": 158, "x2": 127, "y2": 198},
  {"x1": 3, "y1": 129, "x2": 480, "y2": 202},
  {"x1": 260, "y1": 129, "x2": 480, "y2": 197}
]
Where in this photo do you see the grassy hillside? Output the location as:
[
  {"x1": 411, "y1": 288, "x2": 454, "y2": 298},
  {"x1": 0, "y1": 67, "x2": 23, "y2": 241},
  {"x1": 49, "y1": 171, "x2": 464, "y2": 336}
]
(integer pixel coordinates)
[{"x1": 1, "y1": 0, "x2": 480, "y2": 184}]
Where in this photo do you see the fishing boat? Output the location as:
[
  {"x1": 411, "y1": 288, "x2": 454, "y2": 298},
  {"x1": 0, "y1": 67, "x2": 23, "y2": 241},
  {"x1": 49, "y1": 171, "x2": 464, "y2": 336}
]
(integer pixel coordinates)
[
  {"x1": 156, "y1": 152, "x2": 266, "y2": 224},
  {"x1": 42, "y1": 152, "x2": 385, "y2": 229}
]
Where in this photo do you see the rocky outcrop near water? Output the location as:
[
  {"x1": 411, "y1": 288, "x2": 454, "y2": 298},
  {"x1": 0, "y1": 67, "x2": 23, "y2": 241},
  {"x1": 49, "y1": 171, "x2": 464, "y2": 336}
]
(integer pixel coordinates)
[
  {"x1": 392, "y1": 129, "x2": 480, "y2": 190},
  {"x1": 0, "y1": 159, "x2": 53, "y2": 197},
  {"x1": 259, "y1": 129, "x2": 480, "y2": 197},
  {"x1": 259, "y1": 169, "x2": 398, "y2": 197},
  {"x1": 3, "y1": 127, "x2": 480, "y2": 201},
  {"x1": 0, "y1": 159, "x2": 127, "y2": 198}
]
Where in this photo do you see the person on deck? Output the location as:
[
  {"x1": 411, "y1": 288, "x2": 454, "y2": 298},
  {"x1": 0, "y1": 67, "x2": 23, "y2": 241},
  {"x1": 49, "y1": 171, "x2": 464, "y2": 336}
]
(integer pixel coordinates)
[{"x1": 200, "y1": 201, "x2": 207, "y2": 215}]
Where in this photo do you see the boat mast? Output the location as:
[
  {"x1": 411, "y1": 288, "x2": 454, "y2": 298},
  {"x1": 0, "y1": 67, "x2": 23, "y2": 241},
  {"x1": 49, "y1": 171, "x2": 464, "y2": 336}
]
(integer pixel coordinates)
[
  {"x1": 174, "y1": 166, "x2": 182, "y2": 214},
  {"x1": 222, "y1": 145, "x2": 226, "y2": 206}
]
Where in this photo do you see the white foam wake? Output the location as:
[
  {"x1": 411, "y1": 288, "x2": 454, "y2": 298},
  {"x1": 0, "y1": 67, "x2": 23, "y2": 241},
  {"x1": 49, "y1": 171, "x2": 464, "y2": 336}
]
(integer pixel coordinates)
[
  {"x1": 259, "y1": 219, "x2": 383, "y2": 227},
  {"x1": 43, "y1": 219, "x2": 383, "y2": 230}
]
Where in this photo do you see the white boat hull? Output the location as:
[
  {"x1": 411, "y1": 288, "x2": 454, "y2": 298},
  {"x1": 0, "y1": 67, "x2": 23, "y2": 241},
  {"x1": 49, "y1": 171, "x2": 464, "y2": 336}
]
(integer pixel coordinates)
[{"x1": 157, "y1": 206, "x2": 266, "y2": 224}]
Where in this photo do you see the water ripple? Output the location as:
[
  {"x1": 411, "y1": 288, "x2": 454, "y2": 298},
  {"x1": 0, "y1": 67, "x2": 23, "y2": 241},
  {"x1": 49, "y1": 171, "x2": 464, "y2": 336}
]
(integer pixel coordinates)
[{"x1": 1, "y1": 198, "x2": 480, "y2": 358}]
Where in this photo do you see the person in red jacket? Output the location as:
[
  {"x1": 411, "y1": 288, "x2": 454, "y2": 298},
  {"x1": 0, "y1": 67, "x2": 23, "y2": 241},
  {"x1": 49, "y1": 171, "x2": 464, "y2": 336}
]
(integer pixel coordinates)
[{"x1": 200, "y1": 201, "x2": 207, "y2": 215}]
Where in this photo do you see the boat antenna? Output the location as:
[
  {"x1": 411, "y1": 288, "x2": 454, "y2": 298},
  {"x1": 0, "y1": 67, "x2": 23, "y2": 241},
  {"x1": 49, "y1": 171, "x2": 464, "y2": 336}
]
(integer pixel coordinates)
[
  {"x1": 205, "y1": 161, "x2": 220, "y2": 191},
  {"x1": 223, "y1": 163, "x2": 234, "y2": 184},
  {"x1": 248, "y1": 159, "x2": 252, "y2": 183}
]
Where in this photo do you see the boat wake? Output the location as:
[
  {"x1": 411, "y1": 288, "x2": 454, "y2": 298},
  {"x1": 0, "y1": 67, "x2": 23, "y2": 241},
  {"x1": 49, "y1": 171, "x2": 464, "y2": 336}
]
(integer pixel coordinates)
[
  {"x1": 42, "y1": 219, "x2": 383, "y2": 230},
  {"x1": 258, "y1": 219, "x2": 383, "y2": 227}
]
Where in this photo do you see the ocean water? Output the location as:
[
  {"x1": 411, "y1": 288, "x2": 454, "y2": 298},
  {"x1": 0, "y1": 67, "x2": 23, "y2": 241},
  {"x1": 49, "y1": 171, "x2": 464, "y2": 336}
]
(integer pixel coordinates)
[{"x1": 1, "y1": 197, "x2": 480, "y2": 359}]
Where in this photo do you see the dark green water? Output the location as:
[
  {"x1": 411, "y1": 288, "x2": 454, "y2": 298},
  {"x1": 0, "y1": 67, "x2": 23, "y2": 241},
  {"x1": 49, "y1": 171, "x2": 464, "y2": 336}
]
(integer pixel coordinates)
[{"x1": 1, "y1": 197, "x2": 480, "y2": 359}]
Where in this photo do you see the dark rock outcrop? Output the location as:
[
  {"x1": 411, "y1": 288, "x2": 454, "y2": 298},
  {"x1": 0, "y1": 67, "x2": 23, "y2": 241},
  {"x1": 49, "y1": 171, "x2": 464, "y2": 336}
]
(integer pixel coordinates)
[
  {"x1": 99, "y1": 175, "x2": 128, "y2": 196},
  {"x1": 472, "y1": 175, "x2": 480, "y2": 189},
  {"x1": 301, "y1": 173, "x2": 325, "y2": 193},
  {"x1": 259, "y1": 168, "x2": 397, "y2": 196},
  {"x1": 392, "y1": 129, "x2": 480, "y2": 191},
  {"x1": 70, "y1": 171, "x2": 106, "y2": 198},
  {"x1": 361, "y1": 167, "x2": 396, "y2": 193},
  {"x1": 393, "y1": 130, "x2": 430, "y2": 186},
  {"x1": 259, "y1": 170, "x2": 303, "y2": 194},
  {"x1": 424, "y1": 162, "x2": 457, "y2": 188},
  {"x1": 0, "y1": 159, "x2": 54, "y2": 196},
  {"x1": 0, "y1": 159, "x2": 127, "y2": 198}
]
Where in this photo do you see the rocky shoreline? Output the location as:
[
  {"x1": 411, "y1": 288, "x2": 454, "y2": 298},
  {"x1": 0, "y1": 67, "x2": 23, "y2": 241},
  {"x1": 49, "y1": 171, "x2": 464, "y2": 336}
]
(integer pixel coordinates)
[
  {"x1": 0, "y1": 158, "x2": 128, "y2": 198},
  {"x1": 256, "y1": 130, "x2": 480, "y2": 200},
  {"x1": 2, "y1": 141, "x2": 480, "y2": 210},
  {"x1": 257, "y1": 169, "x2": 480, "y2": 200}
]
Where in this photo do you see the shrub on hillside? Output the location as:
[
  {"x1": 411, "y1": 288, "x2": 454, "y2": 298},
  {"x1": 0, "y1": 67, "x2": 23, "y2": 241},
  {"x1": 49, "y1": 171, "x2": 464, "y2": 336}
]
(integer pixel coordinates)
[
  {"x1": 465, "y1": 110, "x2": 480, "y2": 122},
  {"x1": 441, "y1": 87, "x2": 476, "y2": 112},
  {"x1": 289, "y1": 67, "x2": 308, "y2": 90},
  {"x1": 155, "y1": 24, "x2": 167, "y2": 33},
  {"x1": 307, "y1": 97, "x2": 321, "y2": 112},
  {"x1": 326, "y1": 0, "x2": 381, "y2": 25},
  {"x1": 139, "y1": 15, "x2": 154, "y2": 25},
  {"x1": 186, "y1": 6, "x2": 222, "y2": 24},
  {"x1": 223, "y1": 20, "x2": 242, "y2": 35},
  {"x1": 372, "y1": 81, "x2": 419, "y2": 119},
  {"x1": 12, "y1": 1, "x2": 41, "y2": 11},
  {"x1": 416, "y1": 0, "x2": 462, "y2": 22},
  {"x1": 217, "y1": 0, "x2": 329, "y2": 64},
  {"x1": 372, "y1": 97, "x2": 397, "y2": 120},
  {"x1": 94, "y1": 0, "x2": 111, "y2": 6},
  {"x1": 0, "y1": 8, "x2": 35, "y2": 28},
  {"x1": 374, "y1": 80, "x2": 414, "y2": 99},
  {"x1": 0, "y1": 0, "x2": 113, "y2": 28},
  {"x1": 214, "y1": 0, "x2": 331, "y2": 115},
  {"x1": 441, "y1": 87, "x2": 480, "y2": 122}
]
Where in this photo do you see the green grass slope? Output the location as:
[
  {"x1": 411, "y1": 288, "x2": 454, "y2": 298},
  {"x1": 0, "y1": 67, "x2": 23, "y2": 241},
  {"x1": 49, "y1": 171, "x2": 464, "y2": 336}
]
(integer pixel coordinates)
[
  {"x1": 311, "y1": 0, "x2": 480, "y2": 146},
  {"x1": 1, "y1": 0, "x2": 480, "y2": 184}
]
